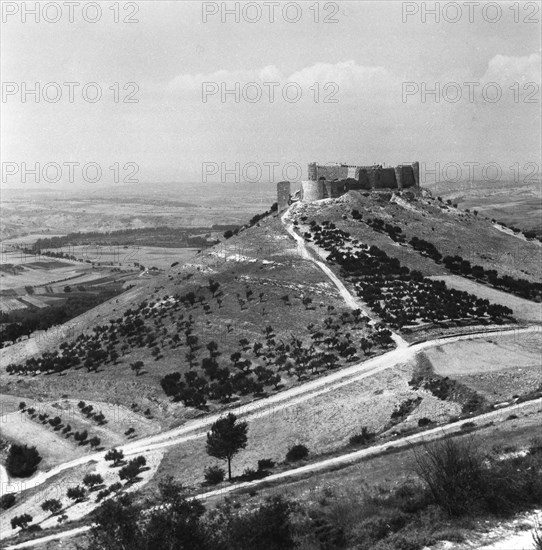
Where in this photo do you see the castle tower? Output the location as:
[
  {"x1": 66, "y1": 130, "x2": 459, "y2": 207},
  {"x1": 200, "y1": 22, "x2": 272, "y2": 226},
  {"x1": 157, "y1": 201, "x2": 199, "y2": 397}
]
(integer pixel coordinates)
[
  {"x1": 277, "y1": 181, "x2": 291, "y2": 211},
  {"x1": 308, "y1": 163, "x2": 318, "y2": 181},
  {"x1": 301, "y1": 180, "x2": 325, "y2": 202},
  {"x1": 412, "y1": 161, "x2": 420, "y2": 187},
  {"x1": 394, "y1": 166, "x2": 404, "y2": 190}
]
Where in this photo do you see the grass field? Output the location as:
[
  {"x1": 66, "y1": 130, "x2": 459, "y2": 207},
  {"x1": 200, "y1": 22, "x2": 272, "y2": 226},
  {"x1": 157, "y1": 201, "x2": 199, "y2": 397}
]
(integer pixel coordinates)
[{"x1": 423, "y1": 332, "x2": 542, "y2": 403}]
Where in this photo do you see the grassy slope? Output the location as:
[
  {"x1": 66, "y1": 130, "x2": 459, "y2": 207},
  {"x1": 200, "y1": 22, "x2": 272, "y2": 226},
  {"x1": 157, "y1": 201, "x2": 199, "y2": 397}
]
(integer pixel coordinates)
[{"x1": 0, "y1": 216, "x2": 374, "y2": 429}]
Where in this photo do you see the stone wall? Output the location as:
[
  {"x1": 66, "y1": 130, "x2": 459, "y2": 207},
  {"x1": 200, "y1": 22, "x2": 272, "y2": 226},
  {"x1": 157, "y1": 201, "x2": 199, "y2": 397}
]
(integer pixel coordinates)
[
  {"x1": 277, "y1": 181, "x2": 291, "y2": 211},
  {"x1": 277, "y1": 161, "x2": 420, "y2": 207},
  {"x1": 308, "y1": 161, "x2": 420, "y2": 191},
  {"x1": 310, "y1": 164, "x2": 349, "y2": 182}
]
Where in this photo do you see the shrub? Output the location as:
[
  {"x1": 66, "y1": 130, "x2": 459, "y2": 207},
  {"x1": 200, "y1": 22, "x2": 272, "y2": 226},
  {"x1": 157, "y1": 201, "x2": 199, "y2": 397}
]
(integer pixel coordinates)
[
  {"x1": 89, "y1": 436, "x2": 101, "y2": 449},
  {"x1": 349, "y1": 427, "x2": 376, "y2": 446},
  {"x1": 529, "y1": 438, "x2": 542, "y2": 455},
  {"x1": 239, "y1": 467, "x2": 268, "y2": 481},
  {"x1": 0, "y1": 494, "x2": 16, "y2": 510},
  {"x1": 414, "y1": 438, "x2": 485, "y2": 516},
  {"x1": 418, "y1": 417, "x2": 433, "y2": 427},
  {"x1": 41, "y1": 499, "x2": 62, "y2": 515},
  {"x1": 286, "y1": 444, "x2": 309, "y2": 462},
  {"x1": 204, "y1": 465, "x2": 225, "y2": 485},
  {"x1": 258, "y1": 458, "x2": 275, "y2": 471},
  {"x1": 67, "y1": 486, "x2": 86, "y2": 502},
  {"x1": 11, "y1": 513, "x2": 33, "y2": 530},
  {"x1": 6, "y1": 444, "x2": 42, "y2": 477},
  {"x1": 227, "y1": 495, "x2": 296, "y2": 549},
  {"x1": 83, "y1": 473, "x2": 104, "y2": 489},
  {"x1": 461, "y1": 422, "x2": 476, "y2": 431},
  {"x1": 119, "y1": 457, "x2": 145, "y2": 483},
  {"x1": 96, "y1": 489, "x2": 110, "y2": 502}
]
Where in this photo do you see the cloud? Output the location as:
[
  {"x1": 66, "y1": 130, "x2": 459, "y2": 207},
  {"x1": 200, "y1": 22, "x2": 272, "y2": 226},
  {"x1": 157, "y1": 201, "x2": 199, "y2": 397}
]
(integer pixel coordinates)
[
  {"x1": 481, "y1": 53, "x2": 541, "y2": 84},
  {"x1": 167, "y1": 60, "x2": 396, "y2": 98}
]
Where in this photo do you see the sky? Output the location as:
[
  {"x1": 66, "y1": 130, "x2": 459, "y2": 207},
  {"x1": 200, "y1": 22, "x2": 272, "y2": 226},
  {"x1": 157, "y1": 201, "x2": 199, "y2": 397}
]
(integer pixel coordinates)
[{"x1": 1, "y1": 1, "x2": 541, "y2": 187}]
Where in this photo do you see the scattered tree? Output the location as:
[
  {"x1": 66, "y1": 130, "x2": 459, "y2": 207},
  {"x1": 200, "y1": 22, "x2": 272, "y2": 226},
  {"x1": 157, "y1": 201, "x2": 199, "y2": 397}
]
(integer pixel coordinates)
[
  {"x1": 11, "y1": 513, "x2": 33, "y2": 530},
  {"x1": 67, "y1": 486, "x2": 86, "y2": 502},
  {"x1": 41, "y1": 499, "x2": 62, "y2": 515},
  {"x1": 83, "y1": 473, "x2": 104, "y2": 489},
  {"x1": 206, "y1": 413, "x2": 248, "y2": 481}
]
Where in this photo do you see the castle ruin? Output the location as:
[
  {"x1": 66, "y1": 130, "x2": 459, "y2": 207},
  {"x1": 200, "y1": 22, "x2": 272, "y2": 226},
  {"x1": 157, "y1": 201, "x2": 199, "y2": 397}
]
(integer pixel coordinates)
[{"x1": 277, "y1": 161, "x2": 420, "y2": 211}]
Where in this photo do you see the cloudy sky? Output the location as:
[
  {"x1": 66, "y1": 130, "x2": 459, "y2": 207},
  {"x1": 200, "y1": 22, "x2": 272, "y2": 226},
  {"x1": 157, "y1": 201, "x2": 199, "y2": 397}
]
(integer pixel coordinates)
[{"x1": 1, "y1": 1, "x2": 540, "y2": 187}]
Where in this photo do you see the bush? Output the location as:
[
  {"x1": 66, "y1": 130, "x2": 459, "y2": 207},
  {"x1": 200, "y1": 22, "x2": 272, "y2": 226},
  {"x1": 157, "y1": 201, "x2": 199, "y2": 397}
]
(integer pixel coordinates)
[
  {"x1": 349, "y1": 427, "x2": 376, "y2": 446},
  {"x1": 6, "y1": 444, "x2": 42, "y2": 477},
  {"x1": 0, "y1": 493, "x2": 16, "y2": 510},
  {"x1": 204, "y1": 465, "x2": 225, "y2": 485},
  {"x1": 41, "y1": 498, "x2": 62, "y2": 515},
  {"x1": 418, "y1": 417, "x2": 433, "y2": 427},
  {"x1": 239, "y1": 467, "x2": 268, "y2": 481},
  {"x1": 96, "y1": 489, "x2": 110, "y2": 502},
  {"x1": 285, "y1": 444, "x2": 309, "y2": 462},
  {"x1": 414, "y1": 438, "x2": 486, "y2": 516},
  {"x1": 258, "y1": 458, "x2": 275, "y2": 471},
  {"x1": 67, "y1": 486, "x2": 86, "y2": 502},
  {"x1": 119, "y1": 457, "x2": 145, "y2": 483},
  {"x1": 227, "y1": 495, "x2": 296, "y2": 549},
  {"x1": 83, "y1": 473, "x2": 104, "y2": 489},
  {"x1": 11, "y1": 513, "x2": 33, "y2": 530}
]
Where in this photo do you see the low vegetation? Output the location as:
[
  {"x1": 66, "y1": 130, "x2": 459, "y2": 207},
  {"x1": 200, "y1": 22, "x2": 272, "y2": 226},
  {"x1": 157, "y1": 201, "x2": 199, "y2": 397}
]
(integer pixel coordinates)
[{"x1": 83, "y1": 435, "x2": 542, "y2": 549}]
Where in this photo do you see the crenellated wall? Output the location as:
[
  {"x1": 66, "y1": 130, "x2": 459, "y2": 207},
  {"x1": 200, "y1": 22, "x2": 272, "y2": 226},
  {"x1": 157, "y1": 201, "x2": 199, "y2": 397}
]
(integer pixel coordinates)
[
  {"x1": 277, "y1": 161, "x2": 421, "y2": 209},
  {"x1": 308, "y1": 161, "x2": 420, "y2": 190}
]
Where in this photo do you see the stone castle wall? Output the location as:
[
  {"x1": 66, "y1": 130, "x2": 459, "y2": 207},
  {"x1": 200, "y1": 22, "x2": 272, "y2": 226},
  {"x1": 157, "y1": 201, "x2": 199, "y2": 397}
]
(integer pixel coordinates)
[{"x1": 277, "y1": 161, "x2": 420, "y2": 210}]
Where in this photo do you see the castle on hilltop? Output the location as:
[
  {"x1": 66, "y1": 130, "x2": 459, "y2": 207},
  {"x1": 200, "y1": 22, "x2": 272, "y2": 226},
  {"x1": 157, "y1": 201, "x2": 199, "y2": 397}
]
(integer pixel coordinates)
[{"x1": 277, "y1": 161, "x2": 420, "y2": 211}]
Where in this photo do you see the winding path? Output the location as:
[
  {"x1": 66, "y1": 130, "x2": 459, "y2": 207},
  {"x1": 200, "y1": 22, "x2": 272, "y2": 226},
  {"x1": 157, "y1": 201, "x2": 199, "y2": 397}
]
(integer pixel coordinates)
[{"x1": 281, "y1": 206, "x2": 407, "y2": 348}]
